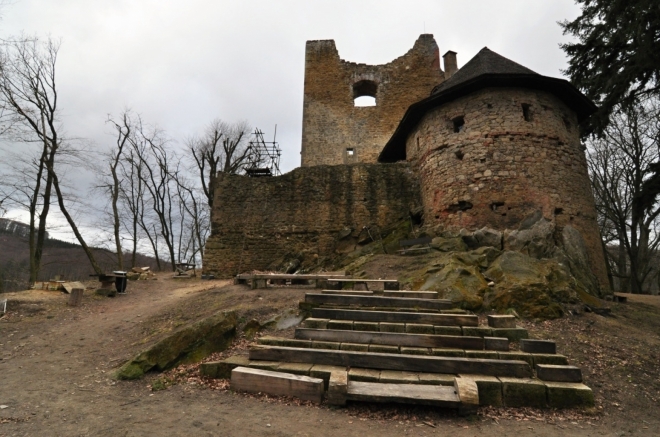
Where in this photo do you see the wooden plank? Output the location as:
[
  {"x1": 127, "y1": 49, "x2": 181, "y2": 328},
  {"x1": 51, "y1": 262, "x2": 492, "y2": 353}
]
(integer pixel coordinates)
[
  {"x1": 329, "y1": 278, "x2": 398, "y2": 283},
  {"x1": 383, "y1": 291, "x2": 438, "y2": 299},
  {"x1": 305, "y1": 293, "x2": 453, "y2": 310},
  {"x1": 311, "y1": 308, "x2": 477, "y2": 326},
  {"x1": 63, "y1": 281, "x2": 86, "y2": 294},
  {"x1": 321, "y1": 290, "x2": 374, "y2": 295},
  {"x1": 249, "y1": 346, "x2": 532, "y2": 378},
  {"x1": 230, "y1": 366, "x2": 324, "y2": 403},
  {"x1": 347, "y1": 381, "x2": 460, "y2": 407},
  {"x1": 294, "y1": 328, "x2": 485, "y2": 350}
]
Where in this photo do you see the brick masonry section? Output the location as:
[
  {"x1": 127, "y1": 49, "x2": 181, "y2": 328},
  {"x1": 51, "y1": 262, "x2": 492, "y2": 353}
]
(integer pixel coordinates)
[
  {"x1": 404, "y1": 87, "x2": 608, "y2": 289},
  {"x1": 204, "y1": 163, "x2": 421, "y2": 277},
  {"x1": 301, "y1": 35, "x2": 444, "y2": 167}
]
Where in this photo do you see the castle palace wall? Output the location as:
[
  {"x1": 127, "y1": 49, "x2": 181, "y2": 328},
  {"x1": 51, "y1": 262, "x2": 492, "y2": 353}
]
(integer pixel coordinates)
[
  {"x1": 405, "y1": 87, "x2": 609, "y2": 289},
  {"x1": 301, "y1": 35, "x2": 444, "y2": 167},
  {"x1": 204, "y1": 163, "x2": 421, "y2": 277}
]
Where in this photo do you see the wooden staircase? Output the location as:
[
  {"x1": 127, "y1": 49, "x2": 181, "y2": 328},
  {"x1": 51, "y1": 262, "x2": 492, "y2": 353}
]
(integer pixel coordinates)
[{"x1": 203, "y1": 288, "x2": 594, "y2": 411}]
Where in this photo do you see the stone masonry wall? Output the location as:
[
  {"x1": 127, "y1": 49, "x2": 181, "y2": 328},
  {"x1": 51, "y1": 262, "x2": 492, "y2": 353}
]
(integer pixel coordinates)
[
  {"x1": 204, "y1": 163, "x2": 421, "y2": 277},
  {"x1": 301, "y1": 34, "x2": 444, "y2": 167},
  {"x1": 405, "y1": 87, "x2": 609, "y2": 289}
]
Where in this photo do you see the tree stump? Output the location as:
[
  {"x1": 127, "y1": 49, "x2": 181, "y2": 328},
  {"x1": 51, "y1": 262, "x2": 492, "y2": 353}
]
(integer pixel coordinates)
[{"x1": 68, "y1": 288, "x2": 84, "y2": 307}]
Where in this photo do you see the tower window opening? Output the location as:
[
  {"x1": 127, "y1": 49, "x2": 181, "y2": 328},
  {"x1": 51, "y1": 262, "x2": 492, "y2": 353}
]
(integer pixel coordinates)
[
  {"x1": 353, "y1": 80, "x2": 378, "y2": 107},
  {"x1": 346, "y1": 148, "x2": 355, "y2": 156},
  {"x1": 452, "y1": 116, "x2": 465, "y2": 133},
  {"x1": 522, "y1": 104, "x2": 532, "y2": 122},
  {"x1": 563, "y1": 116, "x2": 572, "y2": 131}
]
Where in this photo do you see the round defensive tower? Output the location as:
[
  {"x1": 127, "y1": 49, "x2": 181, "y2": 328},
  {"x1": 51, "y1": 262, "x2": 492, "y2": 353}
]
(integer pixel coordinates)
[{"x1": 379, "y1": 47, "x2": 609, "y2": 291}]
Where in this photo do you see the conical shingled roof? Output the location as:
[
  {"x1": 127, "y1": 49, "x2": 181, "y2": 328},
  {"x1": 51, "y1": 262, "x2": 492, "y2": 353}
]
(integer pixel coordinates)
[
  {"x1": 431, "y1": 47, "x2": 538, "y2": 95},
  {"x1": 378, "y1": 47, "x2": 597, "y2": 163}
]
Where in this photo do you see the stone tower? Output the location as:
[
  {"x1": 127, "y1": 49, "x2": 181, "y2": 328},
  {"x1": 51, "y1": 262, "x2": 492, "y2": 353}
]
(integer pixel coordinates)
[
  {"x1": 379, "y1": 47, "x2": 609, "y2": 290},
  {"x1": 301, "y1": 34, "x2": 445, "y2": 166}
]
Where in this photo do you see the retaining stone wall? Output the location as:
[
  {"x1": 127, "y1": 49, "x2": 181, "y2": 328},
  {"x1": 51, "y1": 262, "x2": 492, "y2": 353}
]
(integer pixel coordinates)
[{"x1": 204, "y1": 163, "x2": 421, "y2": 277}]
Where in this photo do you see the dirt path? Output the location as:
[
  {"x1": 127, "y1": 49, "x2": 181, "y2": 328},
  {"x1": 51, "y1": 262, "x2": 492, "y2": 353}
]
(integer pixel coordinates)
[{"x1": 1, "y1": 279, "x2": 658, "y2": 436}]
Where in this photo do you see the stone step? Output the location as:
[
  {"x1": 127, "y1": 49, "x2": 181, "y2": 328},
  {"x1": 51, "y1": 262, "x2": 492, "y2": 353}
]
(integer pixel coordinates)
[
  {"x1": 521, "y1": 339, "x2": 557, "y2": 354},
  {"x1": 487, "y1": 315, "x2": 517, "y2": 328},
  {"x1": 536, "y1": 364, "x2": 582, "y2": 382},
  {"x1": 300, "y1": 302, "x2": 469, "y2": 314},
  {"x1": 310, "y1": 308, "x2": 478, "y2": 326},
  {"x1": 305, "y1": 293, "x2": 453, "y2": 310},
  {"x1": 230, "y1": 366, "x2": 324, "y2": 403},
  {"x1": 256, "y1": 335, "x2": 567, "y2": 365},
  {"x1": 382, "y1": 291, "x2": 439, "y2": 299},
  {"x1": 302, "y1": 317, "x2": 529, "y2": 341},
  {"x1": 293, "y1": 328, "x2": 491, "y2": 350},
  {"x1": 206, "y1": 357, "x2": 593, "y2": 408},
  {"x1": 248, "y1": 345, "x2": 533, "y2": 378}
]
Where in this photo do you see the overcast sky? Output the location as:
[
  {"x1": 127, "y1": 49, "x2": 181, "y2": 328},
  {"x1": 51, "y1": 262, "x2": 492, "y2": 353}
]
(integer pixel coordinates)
[{"x1": 0, "y1": 0, "x2": 582, "y2": 243}]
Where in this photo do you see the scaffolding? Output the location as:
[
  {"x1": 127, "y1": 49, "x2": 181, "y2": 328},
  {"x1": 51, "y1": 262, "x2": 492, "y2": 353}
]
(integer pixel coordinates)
[{"x1": 245, "y1": 126, "x2": 282, "y2": 177}]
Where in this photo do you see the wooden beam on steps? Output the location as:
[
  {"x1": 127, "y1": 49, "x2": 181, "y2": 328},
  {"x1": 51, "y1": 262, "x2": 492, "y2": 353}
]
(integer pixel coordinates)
[
  {"x1": 230, "y1": 366, "x2": 324, "y2": 403},
  {"x1": 305, "y1": 293, "x2": 453, "y2": 310},
  {"x1": 311, "y1": 308, "x2": 478, "y2": 326},
  {"x1": 346, "y1": 381, "x2": 460, "y2": 408},
  {"x1": 382, "y1": 291, "x2": 438, "y2": 299},
  {"x1": 321, "y1": 290, "x2": 374, "y2": 295},
  {"x1": 248, "y1": 345, "x2": 532, "y2": 378},
  {"x1": 295, "y1": 328, "x2": 485, "y2": 350}
]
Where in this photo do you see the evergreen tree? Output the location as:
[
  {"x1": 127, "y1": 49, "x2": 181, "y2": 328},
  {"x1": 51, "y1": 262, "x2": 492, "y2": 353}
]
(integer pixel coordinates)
[{"x1": 560, "y1": 0, "x2": 660, "y2": 133}]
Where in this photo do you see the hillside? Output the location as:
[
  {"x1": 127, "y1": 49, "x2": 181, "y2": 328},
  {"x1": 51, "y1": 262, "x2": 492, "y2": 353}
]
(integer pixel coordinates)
[{"x1": 0, "y1": 219, "x2": 167, "y2": 293}]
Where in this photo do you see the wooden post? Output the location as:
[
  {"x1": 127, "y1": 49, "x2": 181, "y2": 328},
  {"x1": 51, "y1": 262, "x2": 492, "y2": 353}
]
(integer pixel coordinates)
[{"x1": 68, "y1": 288, "x2": 84, "y2": 307}]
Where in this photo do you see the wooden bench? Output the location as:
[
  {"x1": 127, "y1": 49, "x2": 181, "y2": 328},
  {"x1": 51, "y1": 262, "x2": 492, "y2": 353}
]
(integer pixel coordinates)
[
  {"x1": 398, "y1": 236, "x2": 432, "y2": 255},
  {"x1": 235, "y1": 273, "x2": 348, "y2": 289},
  {"x1": 175, "y1": 263, "x2": 196, "y2": 277}
]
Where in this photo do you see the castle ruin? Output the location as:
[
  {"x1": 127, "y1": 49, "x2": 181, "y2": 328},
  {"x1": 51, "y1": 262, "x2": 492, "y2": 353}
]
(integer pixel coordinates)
[{"x1": 204, "y1": 35, "x2": 609, "y2": 293}]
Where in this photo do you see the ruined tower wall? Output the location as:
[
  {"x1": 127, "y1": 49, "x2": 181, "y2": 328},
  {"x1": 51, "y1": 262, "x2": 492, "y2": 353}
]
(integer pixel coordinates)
[
  {"x1": 405, "y1": 87, "x2": 609, "y2": 289},
  {"x1": 301, "y1": 35, "x2": 444, "y2": 167},
  {"x1": 204, "y1": 163, "x2": 421, "y2": 277}
]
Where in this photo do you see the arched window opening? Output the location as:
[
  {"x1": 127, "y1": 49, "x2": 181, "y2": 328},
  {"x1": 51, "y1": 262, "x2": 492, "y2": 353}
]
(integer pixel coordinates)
[
  {"x1": 354, "y1": 96, "x2": 376, "y2": 107},
  {"x1": 353, "y1": 80, "x2": 378, "y2": 107}
]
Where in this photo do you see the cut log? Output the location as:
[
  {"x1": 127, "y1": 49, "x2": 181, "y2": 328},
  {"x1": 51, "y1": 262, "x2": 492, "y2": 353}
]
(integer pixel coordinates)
[
  {"x1": 305, "y1": 293, "x2": 453, "y2": 310},
  {"x1": 67, "y1": 288, "x2": 84, "y2": 307},
  {"x1": 311, "y1": 308, "x2": 478, "y2": 326},
  {"x1": 249, "y1": 345, "x2": 532, "y2": 378},
  {"x1": 230, "y1": 366, "x2": 324, "y2": 403},
  {"x1": 321, "y1": 290, "x2": 374, "y2": 295},
  {"x1": 294, "y1": 328, "x2": 485, "y2": 350}
]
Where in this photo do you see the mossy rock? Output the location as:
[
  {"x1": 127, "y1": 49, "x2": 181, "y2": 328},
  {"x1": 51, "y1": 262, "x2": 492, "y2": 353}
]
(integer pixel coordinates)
[
  {"x1": 483, "y1": 251, "x2": 578, "y2": 319},
  {"x1": 420, "y1": 259, "x2": 488, "y2": 310},
  {"x1": 115, "y1": 311, "x2": 237, "y2": 380}
]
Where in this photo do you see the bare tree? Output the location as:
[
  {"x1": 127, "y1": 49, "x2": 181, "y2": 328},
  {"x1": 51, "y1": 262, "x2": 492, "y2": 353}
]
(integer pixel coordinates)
[
  {"x1": 188, "y1": 119, "x2": 251, "y2": 208},
  {"x1": 102, "y1": 111, "x2": 134, "y2": 270},
  {"x1": 0, "y1": 36, "x2": 102, "y2": 278},
  {"x1": 588, "y1": 97, "x2": 660, "y2": 294}
]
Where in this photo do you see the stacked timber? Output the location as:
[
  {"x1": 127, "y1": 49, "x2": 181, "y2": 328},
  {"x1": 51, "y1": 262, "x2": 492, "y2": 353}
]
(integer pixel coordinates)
[{"x1": 203, "y1": 288, "x2": 594, "y2": 411}]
